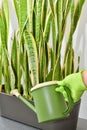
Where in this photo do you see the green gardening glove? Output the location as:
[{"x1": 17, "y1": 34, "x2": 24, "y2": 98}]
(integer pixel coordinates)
[{"x1": 56, "y1": 71, "x2": 87, "y2": 103}]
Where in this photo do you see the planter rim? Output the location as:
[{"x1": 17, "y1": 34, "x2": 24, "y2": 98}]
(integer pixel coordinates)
[{"x1": 31, "y1": 81, "x2": 58, "y2": 92}]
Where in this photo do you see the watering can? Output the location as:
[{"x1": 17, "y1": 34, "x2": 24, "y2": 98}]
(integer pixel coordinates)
[{"x1": 11, "y1": 81, "x2": 74, "y2": 123}]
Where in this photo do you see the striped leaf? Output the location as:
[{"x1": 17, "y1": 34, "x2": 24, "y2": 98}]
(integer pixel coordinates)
[
  {"x1": 33, "y1": 0, "x2": 37, "y2": 38},
  {"x1": 64, "y1": 1, "x2": 74, "y2": 63},
  {"x1": 12, "y1": 0, "x2": 27, "y2": 92},
  {"x1": 11, "y1": 33, "x2": 17, "y2": 86},
  {"x1": 43, "y1": 11, "x2": 52, "y2": 43},
  {"x1": 22, "y1": 46, "x2": 31, "y2": 98},
  {"x1": 16, "y1": 40, "x2": 21, "y2": 93},
  {"x1": 35, "y1": 0, "x2": 42, "y2": 50},
  {"x1": 27, "y1": 0, "x2": 34, "y2": 33},
  {"x1": 0, "y1": 33, "x2": 2, "y2": 91},
  {"x1": 57, "y1": 0, "x2": 63, "y2": 55},
  {"x1": 39, "y1": 43, "x2": 49, "y2": 82},
  {"x1": 52, "y1": 56, "x2": 62, "y2": 80},
  {"x1": 9, "y1": 58, "x2": 15, "y2": 90},
  {"x1": 49, "y1": 0, "x2": 54, "y2": 15},
  {"x1": 64, "y1": 48, "x2": 73, "y2": 77},
  {"x1": 62, "y1": 0, "x2": 67, "y2": 14},
  {"x1": 41, "y1": 0, "x2": 47, "y2": 31},
  {"x1": 12, "y1": 0, "x2": 19, "y2": 21},
  {"x1": 2, "y1": 0, "x2": 10, "y2": 45},
  {"x1": 46, "y1": 69, "x2": 53, "y2": 81},
  {"x1": 43, "y1": 43, "x2": 49, "y2": 81},
  {"x1": 3, "y1": 49, "x2": 11, "y2": 94},
  {"x1": 24, "y1": 31, "x2": 39, "y2": 86},
  {"x1": 39, "y1": 45, "x2": 43, "y2": 82},
  {"x1": 19, "y1": 0, "x2": 27, "y2": 35},
  {"x1": 12, "y1": 0, "x2": 27, "y2": 35},
  {"x1": 73, "y1": 0, "x2": 85, "y2": 33},
  {"x1": 39, "y1": 38, "x2": 51, "y2": 82},
  {"x1": 0, "y1": 12, "x2": 6, "y2": 50},
  {"x1": 62, "y1": 0, "x2": 73, "y2": 40},
  {"x1": 71, "y1": 48, "x2": 75, "y2": 73},
  {"x1": 52, "y1": 17, "x2": 56, "y2": 67},
  {"x1": 75, "y1": 56, "x2": 80, "y2": 73},
  {"x1": 63, "y1": 0, "x2": 73, "y2": 20}
]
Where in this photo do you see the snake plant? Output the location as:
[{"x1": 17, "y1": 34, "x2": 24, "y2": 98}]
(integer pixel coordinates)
[{"x1": 0, "y1": 0, "x2": 85, "y2": 99}]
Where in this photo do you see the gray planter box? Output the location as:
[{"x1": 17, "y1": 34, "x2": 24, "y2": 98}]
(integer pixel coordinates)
[{"x1": 0, "y1": 92, "x2": 80, "y2": 130}]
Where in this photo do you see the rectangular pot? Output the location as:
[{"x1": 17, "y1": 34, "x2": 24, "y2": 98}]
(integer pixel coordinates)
[{"x1": 0, "y1": 92, "x2": 80, "y2": 130}]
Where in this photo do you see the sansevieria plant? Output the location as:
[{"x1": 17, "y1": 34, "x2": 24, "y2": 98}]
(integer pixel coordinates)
[{"x1": 0, "y1": 0, "x2": 86, "y2": 100}]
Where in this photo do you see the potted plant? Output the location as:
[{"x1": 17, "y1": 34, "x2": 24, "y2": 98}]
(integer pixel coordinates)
[{"x1": 0, "y1": 0, "x2": 86, "y2": 130}]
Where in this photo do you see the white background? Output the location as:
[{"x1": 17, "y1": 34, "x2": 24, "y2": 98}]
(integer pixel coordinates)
[
  {"x1": 75, "y1": 1, "x2": 87, "y2": 119},
  {"x1": 0, "y1": 0, "x2": 87, "y2": 119}
]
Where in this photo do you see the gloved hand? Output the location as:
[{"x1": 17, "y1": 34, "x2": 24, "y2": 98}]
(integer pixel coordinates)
[{"x1": 56, "y1": 71, "x2": 87, "y2": 103}]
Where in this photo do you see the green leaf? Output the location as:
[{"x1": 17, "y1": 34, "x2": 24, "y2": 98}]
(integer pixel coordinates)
[
  {"x1": 19, "y1": 0, "x2": 27, "y2": 35},
  {"x1": 41, "y1": 0, "x2": 47, "y2": 31},
  {"x1": 3, "y1": 49, "x2": 11, "y2": 94},
  {"x1": 12, "y1": 0, "x2": 19, "y2": 21},
  {"x1": 57, "y1": 0, "x2": 63, "y2": 55},
  {"x1": 2, "y1": 0, "x2": 10, "y2": 46},
  {"x1": 39, "y1": 43, "x2": 50, "y2": 82},
  {"x1": 39, "y1": 44, "x2": 44, "y2": 82},
  {"x1": 52, "y1": 17, "x2": 56, "y2": 67},
  {"x1": 43, "y1": 11, "x2": 52, "y2": 43},
  {"x1": 73, "y1": 0, "x2": 85, "y2": 33},
  {"x1": 35, "y1": 0, "x2": 42, "y2": 50},
  {"x1": 0, "y1": 33, "x2": 2, "y2": 91},
  {"x1": 12, "y1": 0, "x2": 27, "y2": 35},
  {"x1": 12, "y1": 0, "x2": 28, "y2": 93},
  {"x1": 24, "y1": 31, "x2": 39, "y2": 86},
  {"x1": 17, "y1": 40, "x2": 21, "y2": 93},
  {"x1": 22, "y1": 46, "x2": 31, "y2": 98},
  {"x1": 64, "y1": 1, "x2": 74, "y2": 63},
  {"x1": 9, "y1": 60, "x2": 15, "y2": 90},
  {"x1": 62, "y1": 0, "x2": 73, "y2": 40},
  {"x1": 49, "y1": 0, "x2": 54, "y2": 15},
  {"x1": 63, "y1": 0, "x2": 73, "y2": 20},
  {"x1": 0, "y1": 12, "x2": 6, "y2": 48},
  {"x1": 27, "y1": 0, "x2": 34, "y2": 33},
  {"x1": 71, "y1": 48, "x2": 75, "y2": 73},
  {"x1": 46, "y1": 69, "x2": 53, "y2": 81},
  {"x1": 65, "y1": 49, "x2": 73, "y2": 77},
  {"x1": 52, "y1": 56, "x2": 62, "y2": 80},
  {"x1": 75, "y1": 56, "x2": 80, "y2": 73},
  {"x1": 11, "y1": 33, "x2": 17, "y2": 86}
]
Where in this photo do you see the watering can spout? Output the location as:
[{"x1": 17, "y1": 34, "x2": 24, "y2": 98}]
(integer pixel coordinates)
[{"x1": 10, "y1": 89, "x2": 36, "y2": 113}]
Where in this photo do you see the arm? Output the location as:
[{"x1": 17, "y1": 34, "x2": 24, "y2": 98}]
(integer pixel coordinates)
[
  {"x1": 56, "y1": 70, "x2": 87, "y2": 103},
  {"x1": 82, "y1": 71, "x2": 87, "y2": 87}
]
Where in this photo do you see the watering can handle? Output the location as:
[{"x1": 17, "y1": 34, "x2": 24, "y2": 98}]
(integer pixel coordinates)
[{"x1": 63, "y1": 86, "x2": 74, "y2": 115}]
